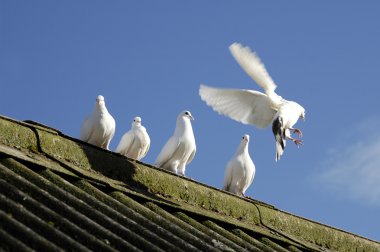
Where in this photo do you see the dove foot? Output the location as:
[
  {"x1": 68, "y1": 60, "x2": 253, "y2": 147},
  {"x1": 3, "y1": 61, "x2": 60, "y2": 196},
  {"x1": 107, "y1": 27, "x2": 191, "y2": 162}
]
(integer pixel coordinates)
[
  {"x1": 293, "y1": 139, "x2": 303, "y2": 147},
  {"x1": 290, "y1": 128, "x2": 303, "y2": 138},
  {"x1": 286, "y1": 136, "x2": 303, "y2": 147}
]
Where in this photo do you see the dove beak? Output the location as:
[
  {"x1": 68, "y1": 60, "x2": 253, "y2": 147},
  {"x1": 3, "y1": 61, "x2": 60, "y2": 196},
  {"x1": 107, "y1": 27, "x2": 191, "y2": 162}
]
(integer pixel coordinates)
[
  {"x1": 190, "y1": 115, "x2": 195, "y2": 120},
  {"x1": 301, "y1": 113, "x2": 305, "y2": 122}
]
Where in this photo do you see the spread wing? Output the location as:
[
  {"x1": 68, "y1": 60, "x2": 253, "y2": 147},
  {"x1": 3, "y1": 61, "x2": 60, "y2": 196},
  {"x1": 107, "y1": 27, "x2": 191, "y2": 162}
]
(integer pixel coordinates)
[
  {"x1": 229, "y1": 43, "x2": 283, "y2": 107},
  {"x1": 229, "y1": 42, "x2": 277, "y2": 93},
  {"x1": 199, "y1": 84, "x2": 276, "y2": 128}
]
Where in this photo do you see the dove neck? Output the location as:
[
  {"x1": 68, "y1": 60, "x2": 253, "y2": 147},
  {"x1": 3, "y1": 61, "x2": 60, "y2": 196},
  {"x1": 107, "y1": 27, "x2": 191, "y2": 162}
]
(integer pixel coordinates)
[
  {"x1": 95, "y1": 103, "x2": 108, "y2": 115},
  {"x1": 132, "y1": 124, "x2": 141, "y2": 130},
  {"x1": 174, "y1": 118, "x2": 193, "y2": 136},
  {"x1": 235, "y1": 141, "x2": 249, "y2": 155}
]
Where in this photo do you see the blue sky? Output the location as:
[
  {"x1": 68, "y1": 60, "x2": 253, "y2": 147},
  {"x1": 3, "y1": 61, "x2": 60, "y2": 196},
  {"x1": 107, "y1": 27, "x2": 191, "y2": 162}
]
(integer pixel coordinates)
[{"x1": 1, "y1": 1, "x2": 380, "y2": 241}]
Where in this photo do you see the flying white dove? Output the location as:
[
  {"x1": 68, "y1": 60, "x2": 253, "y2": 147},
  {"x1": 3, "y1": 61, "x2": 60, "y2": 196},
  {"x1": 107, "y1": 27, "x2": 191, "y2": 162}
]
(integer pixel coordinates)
[
  {"x1": 223, "y1": 134, "x2": 255, "y2": 196},
  {"x1": 80, "y1": 95, "x2": 116, "y2": 150},
  {"x1": 115, "y1": 116, "x2": 150, "y2": 161},
  {"x1": 199, "y1": 42, "x2": 305, "y2": 161},
  {"x1": 155, "y1": 111, "x2": 196, "y2": 176}
]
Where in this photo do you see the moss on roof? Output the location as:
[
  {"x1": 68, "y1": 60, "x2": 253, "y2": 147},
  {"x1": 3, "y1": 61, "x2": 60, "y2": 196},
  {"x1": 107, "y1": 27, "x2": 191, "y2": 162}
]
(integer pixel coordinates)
[{"x1": 0, "y1": 115, "x2": 379, "y2": 252}]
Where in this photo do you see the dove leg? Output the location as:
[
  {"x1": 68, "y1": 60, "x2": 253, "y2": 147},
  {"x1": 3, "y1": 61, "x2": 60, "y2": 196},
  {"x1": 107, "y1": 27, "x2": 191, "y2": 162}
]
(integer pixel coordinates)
[
  {"x1": 166, "y1": 166, "x2": 178, "y2": 174},
  {"x1": 289, "y1": 128, "x2": 303, "y2": 138},
  {"x1": 287, "y1": 136, "x2": 303, "y2": 147},
  {"x1": 177, "y1": 164, "x2": 186, "y2": 177},
  {"x1": 101, "y1": 139, "x2": 111, "y2": 150},
  {"x1": 163, "y1": 161, "x2": 179, "y2": 174}
]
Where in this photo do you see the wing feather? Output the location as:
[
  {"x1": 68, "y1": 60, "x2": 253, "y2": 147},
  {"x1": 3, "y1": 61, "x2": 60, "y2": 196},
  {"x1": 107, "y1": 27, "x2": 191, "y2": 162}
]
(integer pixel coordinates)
[
  {"x1": 80, "y1": 117, "x2": 93, "y2": 142},
  {"x1": 139, "y1": 129, "x2": 151, "y2": 159},
  {"x1": 115, "y1": 131, "x2": 134, "y2": 155},
  {"x1": 199, "y1": 84, "x2": 276, "y2": 128},
  {"x1": 186, "y1": 147, "x2": 196, "y2": 165},
  {"x1": 229, "y1": 43, "x2": 277, "y2": 93},
  {"x1": 223, "y1": 161, "x2": 234, "y2": 191},
  {"x1": 155, "y1": 136, "x2": 180, "y2": 167}
]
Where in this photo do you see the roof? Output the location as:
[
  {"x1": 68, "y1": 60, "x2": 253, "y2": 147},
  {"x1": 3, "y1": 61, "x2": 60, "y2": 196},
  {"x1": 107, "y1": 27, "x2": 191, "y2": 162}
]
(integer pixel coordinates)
[{"x1": 0, "y1": 115, "x2": 378, "y2": 252}]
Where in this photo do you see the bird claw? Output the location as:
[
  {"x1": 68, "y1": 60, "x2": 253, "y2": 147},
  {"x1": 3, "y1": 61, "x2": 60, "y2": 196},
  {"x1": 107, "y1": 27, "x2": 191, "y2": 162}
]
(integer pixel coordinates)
[
  {"x1": 293, "y1": 139, "x2": 303, "y2": 147},
  {"x1": 292, "y1": 128, "x2": 303, "y2": 138}
]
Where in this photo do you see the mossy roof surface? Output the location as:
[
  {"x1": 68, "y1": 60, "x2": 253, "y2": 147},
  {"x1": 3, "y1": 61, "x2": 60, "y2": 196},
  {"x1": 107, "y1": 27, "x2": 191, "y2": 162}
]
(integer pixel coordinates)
[{"x1": 0, "y1": 115, "x2": 379, "y2": 252}]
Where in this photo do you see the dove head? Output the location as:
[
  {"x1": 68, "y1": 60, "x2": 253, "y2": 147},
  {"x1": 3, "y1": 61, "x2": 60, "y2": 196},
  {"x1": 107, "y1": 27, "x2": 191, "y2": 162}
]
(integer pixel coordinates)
[
  {"x1": 132, "y1": 116, "x2": 142, "y2": 126},
  {"x1": 174, "y1": 110, "x2": 195, "y2": 137},
  {"x1": 96, "y1": 95, "x2": 104, "y2": 102},
  {"x1": 93, "y1": 95, "x2": 108, "y2": 113},
  {"x1": 180, "y1": 110, "x2": 194, "y2": 121},
  {"x1": 242, "y1": 134, "x2": 250, "y2": 143},
  {"x1": 95, "y1": 95, "x2": 106, "y2": 107},
  {"x1": 300, "y1": 109, "x2": 306, "y2": 122},
  {"x1": 236, "y1": 134, "x2": 250, "y2": 154}
]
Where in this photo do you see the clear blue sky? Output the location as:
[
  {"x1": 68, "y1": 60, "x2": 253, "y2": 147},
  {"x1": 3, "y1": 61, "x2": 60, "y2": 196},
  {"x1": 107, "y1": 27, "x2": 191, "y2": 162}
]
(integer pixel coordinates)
[{"x1": 1, "y1": 1, "x2": 380, "y2": 241}]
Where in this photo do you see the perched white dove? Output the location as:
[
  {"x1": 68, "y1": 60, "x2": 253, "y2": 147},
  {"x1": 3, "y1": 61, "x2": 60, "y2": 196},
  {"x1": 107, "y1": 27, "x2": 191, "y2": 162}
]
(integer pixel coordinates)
[
  {"x1": 199, "y1": 42, "x2": 305, "y2": 161},
  {"x1": 115, "y1": 116, "x2": 150, "y2": 160},
  {"x1": 155, "y1": 111, "x2": 196, "y2": 176},
  {"x1": 80, "y1": 95, "x2": 116, "y2": 150},
  {"x1": 223, "y1": 134, "x2": 255, "y2": 196}
]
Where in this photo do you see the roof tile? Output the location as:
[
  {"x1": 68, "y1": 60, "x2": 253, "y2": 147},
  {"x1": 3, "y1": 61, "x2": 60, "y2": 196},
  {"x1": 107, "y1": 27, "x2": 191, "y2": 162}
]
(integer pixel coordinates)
[{"x1": 0, "y1": 115, "x2": 379, "y2": 252}]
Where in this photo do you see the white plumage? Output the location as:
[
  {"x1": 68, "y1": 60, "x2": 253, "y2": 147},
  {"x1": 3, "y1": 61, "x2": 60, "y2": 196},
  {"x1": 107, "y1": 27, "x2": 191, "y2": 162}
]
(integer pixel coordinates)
[
  {"x1": 154, "y1": 111, "x2": 196, "y2": 176},
  {"x1": 80, "y1": 95, "x2": 116, "y2": 150},
  {"x1": 199, "y1": 42, "x2": 305, "y2": 161},
  {"x1": 223, "y1": 134, "x2": 255, "y2": 196},
  {"x1": 115, "y1": 116, "x2": 150, "y2": 161}
]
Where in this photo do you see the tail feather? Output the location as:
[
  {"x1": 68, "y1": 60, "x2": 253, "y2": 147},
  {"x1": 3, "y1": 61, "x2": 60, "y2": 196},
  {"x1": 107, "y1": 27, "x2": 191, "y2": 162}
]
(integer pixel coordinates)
[
  {"x1": 275, "y1": 141, "x2": 284, "y2": 162},
  {"x1": 272, "y1": 116, "x2": 286, "y2": 161}
]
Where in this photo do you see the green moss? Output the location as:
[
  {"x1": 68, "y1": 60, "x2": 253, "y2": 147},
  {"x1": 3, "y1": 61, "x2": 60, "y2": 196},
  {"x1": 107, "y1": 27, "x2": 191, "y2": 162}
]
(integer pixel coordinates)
[
  {"x1": 0, "y1": 117, "x2": 38, "y2": 153},
  {"x1": 257, "y1": 205, "x2": 380, "y2": 252},
  {"x1": 36, "y1": 129, "x2": 92, "y2": 170},
  {"x1": 0, "y1": 115, "x2": 379, "y2": 252},
  {"x1": 131, "y1": 163, "x2": 262, "y2": 225}
]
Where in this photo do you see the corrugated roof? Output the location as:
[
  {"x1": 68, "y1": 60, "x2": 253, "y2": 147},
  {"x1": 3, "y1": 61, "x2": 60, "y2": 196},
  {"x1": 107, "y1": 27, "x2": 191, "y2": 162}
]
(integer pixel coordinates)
[{"x1": 0, "y1": 115, "x2": 379, "y2": 252}]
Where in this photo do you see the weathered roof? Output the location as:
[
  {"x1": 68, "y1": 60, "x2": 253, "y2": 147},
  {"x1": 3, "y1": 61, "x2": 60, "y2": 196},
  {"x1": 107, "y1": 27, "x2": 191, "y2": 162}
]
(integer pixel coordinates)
[{"x1": 0, "y1": 115, "x2": 378, "y2": 252}]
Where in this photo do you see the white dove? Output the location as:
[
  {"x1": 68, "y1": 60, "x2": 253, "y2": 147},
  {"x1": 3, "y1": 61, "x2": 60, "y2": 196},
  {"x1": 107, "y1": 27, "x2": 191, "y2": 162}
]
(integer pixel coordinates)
[
  {"x1": 223, "y1": 134, "x2": 255, "y2": 196},
  {"x1": 80, "y1": 95, "x2": 116, "y2": 150},
  {"x1": 154, "y1": 111, "x2": 196, "y2": 176},
  {"x1": 115, "y1": 116, "x2": 150, "y2": 161},
  {"x1": 199, "y1": 42, "x2": 305, "y2": 161}
]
